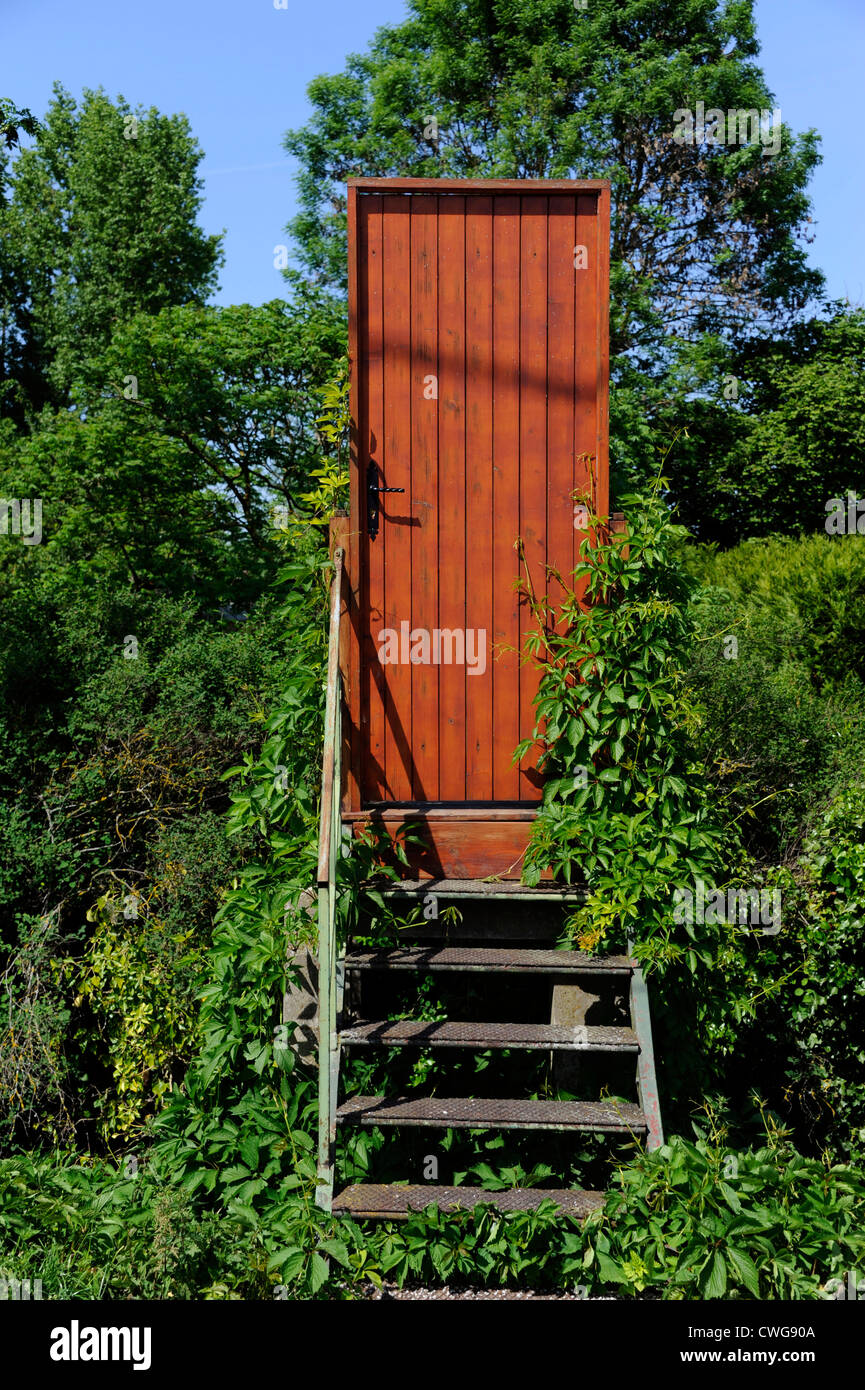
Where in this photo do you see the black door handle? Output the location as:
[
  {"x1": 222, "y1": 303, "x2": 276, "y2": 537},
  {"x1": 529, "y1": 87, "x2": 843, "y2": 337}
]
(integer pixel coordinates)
[{"x1": 367, "y1": 461, "x2": 404, "y2": 540}]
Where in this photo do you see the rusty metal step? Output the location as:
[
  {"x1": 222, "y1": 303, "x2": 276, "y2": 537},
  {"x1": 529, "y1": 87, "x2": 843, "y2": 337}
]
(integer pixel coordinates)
[
  {"x1": 337, "y1": 1094, "x2": 647, "y2": 1132},
  {"x1": 332, "y1": 1183, "x2": 605, "y2": 1219},
  {"x1": 345, "y1": 946, "x2": 634, "y2": 974},
  {"x1": 367, "y1": 879, "x2": 584, "y2": 900},
  {"x1": 341, "y1": 1020, "x2": 639, "y2": 1051}
]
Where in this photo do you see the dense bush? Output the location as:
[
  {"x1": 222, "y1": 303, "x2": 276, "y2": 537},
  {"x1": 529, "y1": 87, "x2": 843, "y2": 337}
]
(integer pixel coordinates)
[{"x1": 0, "y1": 581, "x2": 296, "y2": 1150}]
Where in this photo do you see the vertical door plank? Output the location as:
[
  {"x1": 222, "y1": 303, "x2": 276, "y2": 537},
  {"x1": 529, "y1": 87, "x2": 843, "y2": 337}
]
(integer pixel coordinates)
[
  {"x1": 346, "y1": 185, "x2": 362, "y2": 809},
  {"x1": 465, "y1": 196, "x2": 494, "y2": 801},
  {"x1": 381, "y1": 197, "x2": 414, "y2": 800},
  {"x1": 361, "y1": 196, "x2": 387, "y2": 800},
  {"x1": 574, "y1": 193, "x2": 599, "y2": 609},
  {"x1": 546, "y1": 195, "x2": 577, "y2": 630},
  {"x1": 491, "y1": 196, "x2": 521, "y2": 802},
  {"x1": 595, "y1": 184, "x2": 611, "y2": 525},
  {"x1": 437, "y1": 197, "x2": 467, "y2": 801},
  {"x1": 518, "y1": 196, "x2": 548, "y2": 801},
  {"x1": 409, "y1": 196, "x2": 440, "y2": 800}
]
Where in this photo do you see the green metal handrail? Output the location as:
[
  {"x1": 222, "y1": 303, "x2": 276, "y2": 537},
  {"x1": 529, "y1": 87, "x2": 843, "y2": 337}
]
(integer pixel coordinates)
[{"x1": 316, "y1": 547, "x2": 344, "y2": 1211}]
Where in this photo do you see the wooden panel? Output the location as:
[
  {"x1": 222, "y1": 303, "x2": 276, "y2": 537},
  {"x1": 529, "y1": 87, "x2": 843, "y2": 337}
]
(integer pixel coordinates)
[
  {"x1": 491, "y1": 196, "x2": 521, "y2": 802},
  {"x1": 574, "y1": 194, "x2": 599, "y2": 609},
  {"x1": 437, "y1": 197, "x2": 467, "y2": 800},
  {"x1": 595, "y1": 184, "x2": 611, "y2": 524},
  {"x1": 410, "y1": 196, "x2": 439, "y2": 800},
  {"x1": 464, "y1": 197, "x2": 494, "y2": 800},
  {"x1": 360, "y1": 196, "x2": 386, "y2": 800},
  {"x1": 346, "y1": 185, "x2": 361, "y2": 810},
  {"x1": 352, "y1": 817, "x2": 551, "y2": 881},
  {"x1": 381, "y1": 197, "x2": 413, "y2": 800},
  {"x1": 546, "y1": 196, "x2": 578, "y2": 602},
  {"x1": 518, "y1": 197, "x2": 547, "y2": 800},
  {"x1": 350, "y1": 178, "x2": 610, "y2": 193},
  {"x1": 349, "y1": 180, "x2": 611, "y2": 875}
]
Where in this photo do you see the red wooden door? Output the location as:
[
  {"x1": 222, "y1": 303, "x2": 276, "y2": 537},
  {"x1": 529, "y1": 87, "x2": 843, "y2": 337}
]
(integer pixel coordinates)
[{"x1": 345, "y1": 179, "x2": 609, "y2": 834}]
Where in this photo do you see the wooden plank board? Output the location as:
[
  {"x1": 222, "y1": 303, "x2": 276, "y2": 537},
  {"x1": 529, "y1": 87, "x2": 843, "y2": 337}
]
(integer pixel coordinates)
[
  {"x1": 464, "y1": 197, "x2": 494, "y2": 799},
  {"x1": 360, "y1": 196, "x2": 387, "y2": 801},
  {"x1": 574, "y1": 193, "x2": 599, "y2": 609},
  {"x1": 346, "y1": 184, "x2": 361, "y2": 810},
  {"x1": 518, "y1": 196, "x2": 548, "y2": 801},
  {"x1": 381, "y1": 197, "x2": 413, "y2": 800},
  {"x1": 437, "y1": 197, "x2": 467, "y2": 800},
  {"x1": 409, "y1": 196, "x2": 439, "y2": 800},
  {"x1": 491, "y1": 195, "x2": 521, "y2": 802},
  {"x1": 349, "y1": 181, "x2": 611, "y2": 875},
  {"x1": 546, "y1": 195, "x2": 578, "y2": 606},
  {"x1": 352, "y1": 816, "x2": 550, "y2": 880}
]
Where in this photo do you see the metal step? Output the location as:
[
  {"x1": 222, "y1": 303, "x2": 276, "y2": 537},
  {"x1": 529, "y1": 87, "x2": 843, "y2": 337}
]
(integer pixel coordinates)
[
  {"x1": 332, "y1": 1183, "x2": 605, "y2": 1219},
  {"x1": 341, "y1": 1019, "x2": 639, "y2": 1051},
  {"x1": 337, "y1": 1094, "x2": 647, "y2": 1132},
  {"x1": 345, "y1": 946, "x2": 634, "y2": 974},
  {"x1": 366, "y1": 878, "x2": 584, "y2": 900}
]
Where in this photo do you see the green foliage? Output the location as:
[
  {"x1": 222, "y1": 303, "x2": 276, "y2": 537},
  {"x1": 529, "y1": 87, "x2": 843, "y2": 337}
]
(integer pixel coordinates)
[
  {"x1": 586, "y1": 1122, "x2": 865, "y2": 1299},
  {"x1": 518, "y1": 484, "x2": 726, "y2": 958},
  {"x1": 1, "y1": 83, "x2": 221, "y2": 416},
  {"x1": 285, "y1": 0, "x2": 821, "y2": 361},
  {"x1": 0, "y1": 298, "x2": 346, "y2": 608},
  {"x1": 0, "y1": 99, "x2": 39, "y2": 149},
  {"x1": 0, "y1": 579, "x2": 296, "y2": 1149},
  {"x1": 683, "y1": 534, "x2": 865, "y2": 861},
  {"x1": 725, "y1": 782, "x2": 865, "y2": 1165}
]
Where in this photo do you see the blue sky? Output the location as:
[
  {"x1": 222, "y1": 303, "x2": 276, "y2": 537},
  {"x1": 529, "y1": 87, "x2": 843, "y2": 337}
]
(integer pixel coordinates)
[{"x1": 3, "y1": 0, "x2": 863, "y2": 308}]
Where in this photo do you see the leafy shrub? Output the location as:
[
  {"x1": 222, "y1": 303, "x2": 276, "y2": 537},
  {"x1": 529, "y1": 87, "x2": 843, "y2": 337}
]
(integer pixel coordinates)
[
  {"x1": 587, "y1": 1126, "x2": 865, "y2": 1299},
  {"x1": 518, "y1": 485, "x2": 727, "y2": 956}
]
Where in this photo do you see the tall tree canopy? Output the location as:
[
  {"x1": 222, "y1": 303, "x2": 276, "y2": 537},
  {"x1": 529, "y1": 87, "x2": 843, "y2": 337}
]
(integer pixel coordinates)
[
  {"x1": 0, "y1": 84, "x2": 222, "y2": 422},
  {"x1": 284, "y1": 0, "x2": 822, "y2": 369}
]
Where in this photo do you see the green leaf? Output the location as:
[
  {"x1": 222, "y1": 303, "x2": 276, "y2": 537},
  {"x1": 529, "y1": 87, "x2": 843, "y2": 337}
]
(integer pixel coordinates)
[
  {"x1": 727, "y1": 1248, "x2": 761, "y2": 1298},
  {"x1": 703, "y1": 1251, "x2": 727, "y2": 1299},
  {"x1": 309, "y1": 1252, "x2": 330, "y2": 1294}
]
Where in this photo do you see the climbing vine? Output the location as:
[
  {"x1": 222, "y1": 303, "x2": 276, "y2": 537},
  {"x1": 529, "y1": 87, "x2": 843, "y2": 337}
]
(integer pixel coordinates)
[{"x1": 515, "y1": 483, "x2": 729, "y2": 964}]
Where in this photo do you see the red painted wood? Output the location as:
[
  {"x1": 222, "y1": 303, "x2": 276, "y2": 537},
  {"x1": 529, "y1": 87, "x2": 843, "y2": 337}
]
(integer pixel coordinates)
[
  {"x1": 350, "y1": 180, "x2": 610, "y2": 870},
  {"x1": 346, "y1": 185, "x2": 361, "y2": 810},
  {"x1": 361, "y1": 196, "x2": 386, "y2": 800},
  {"x1": 574, "y1": 193, "x2": 599, "y2": 609},
  {"x1": 465, "y1": 197, "x2": 494, "y2": 799},
  {"x1": 381, "y1": 197, "x2": 413, "y2": 800},
  {"x1": 409, "y1": 196, "x2": 439, "y2": 800},
  {"x1": 437, "y1": 197, "x2": 467, "y2": 800},
  {"x1": 491, "y1": 195, "x2": 522, "y2": 802},
  {"x1": 352, "y1": 817, "x2": 552, "y2": 881},
  {"x1": 547, "y1": 195, "x2": 578, "y2": 604},
  {"x1": 518, "y1": 197, "x2": 548, "y2": 800}
]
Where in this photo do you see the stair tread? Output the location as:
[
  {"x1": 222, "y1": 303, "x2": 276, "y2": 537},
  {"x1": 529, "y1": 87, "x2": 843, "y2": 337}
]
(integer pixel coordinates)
[
  {"x1": 336, "y1": 1094, "x2": 647, "y2": 1131},
  {"x1": 341, "y1": 1019, "x2": 638, "y2": 1051},
  {"x1": 367, "y1": 879, "x2": 583, "y2": 898},
  {"x1": 332, "y1": 1183, "x2": 605, "y2": 1219},
  {"x1": 345, "y1": 946, "x2": 634, "y2": 973}
]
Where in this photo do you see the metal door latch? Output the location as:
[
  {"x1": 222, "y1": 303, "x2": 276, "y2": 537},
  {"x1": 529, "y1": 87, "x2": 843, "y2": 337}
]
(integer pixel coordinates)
[{"x1": 367, "y1": 461, "x2": 404, "y2": 539}]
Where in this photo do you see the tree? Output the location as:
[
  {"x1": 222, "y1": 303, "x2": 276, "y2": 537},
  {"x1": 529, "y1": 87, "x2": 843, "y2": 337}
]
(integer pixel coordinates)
[
  {"x1": 284, "y1": 0, "x2": 823, "y2": 368},
  {"x1": 656, "y1": 305, "x2": 865, "y2": 543},
  {"x1": 0, "y1": 99, "x2": 39, "y2": 150},
  {"x1": 0, "y1": 297, "x2": 345, "y2": 608},
  {"x1": 0, "y1": 85, "x2": 222, "y2": 420}
]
